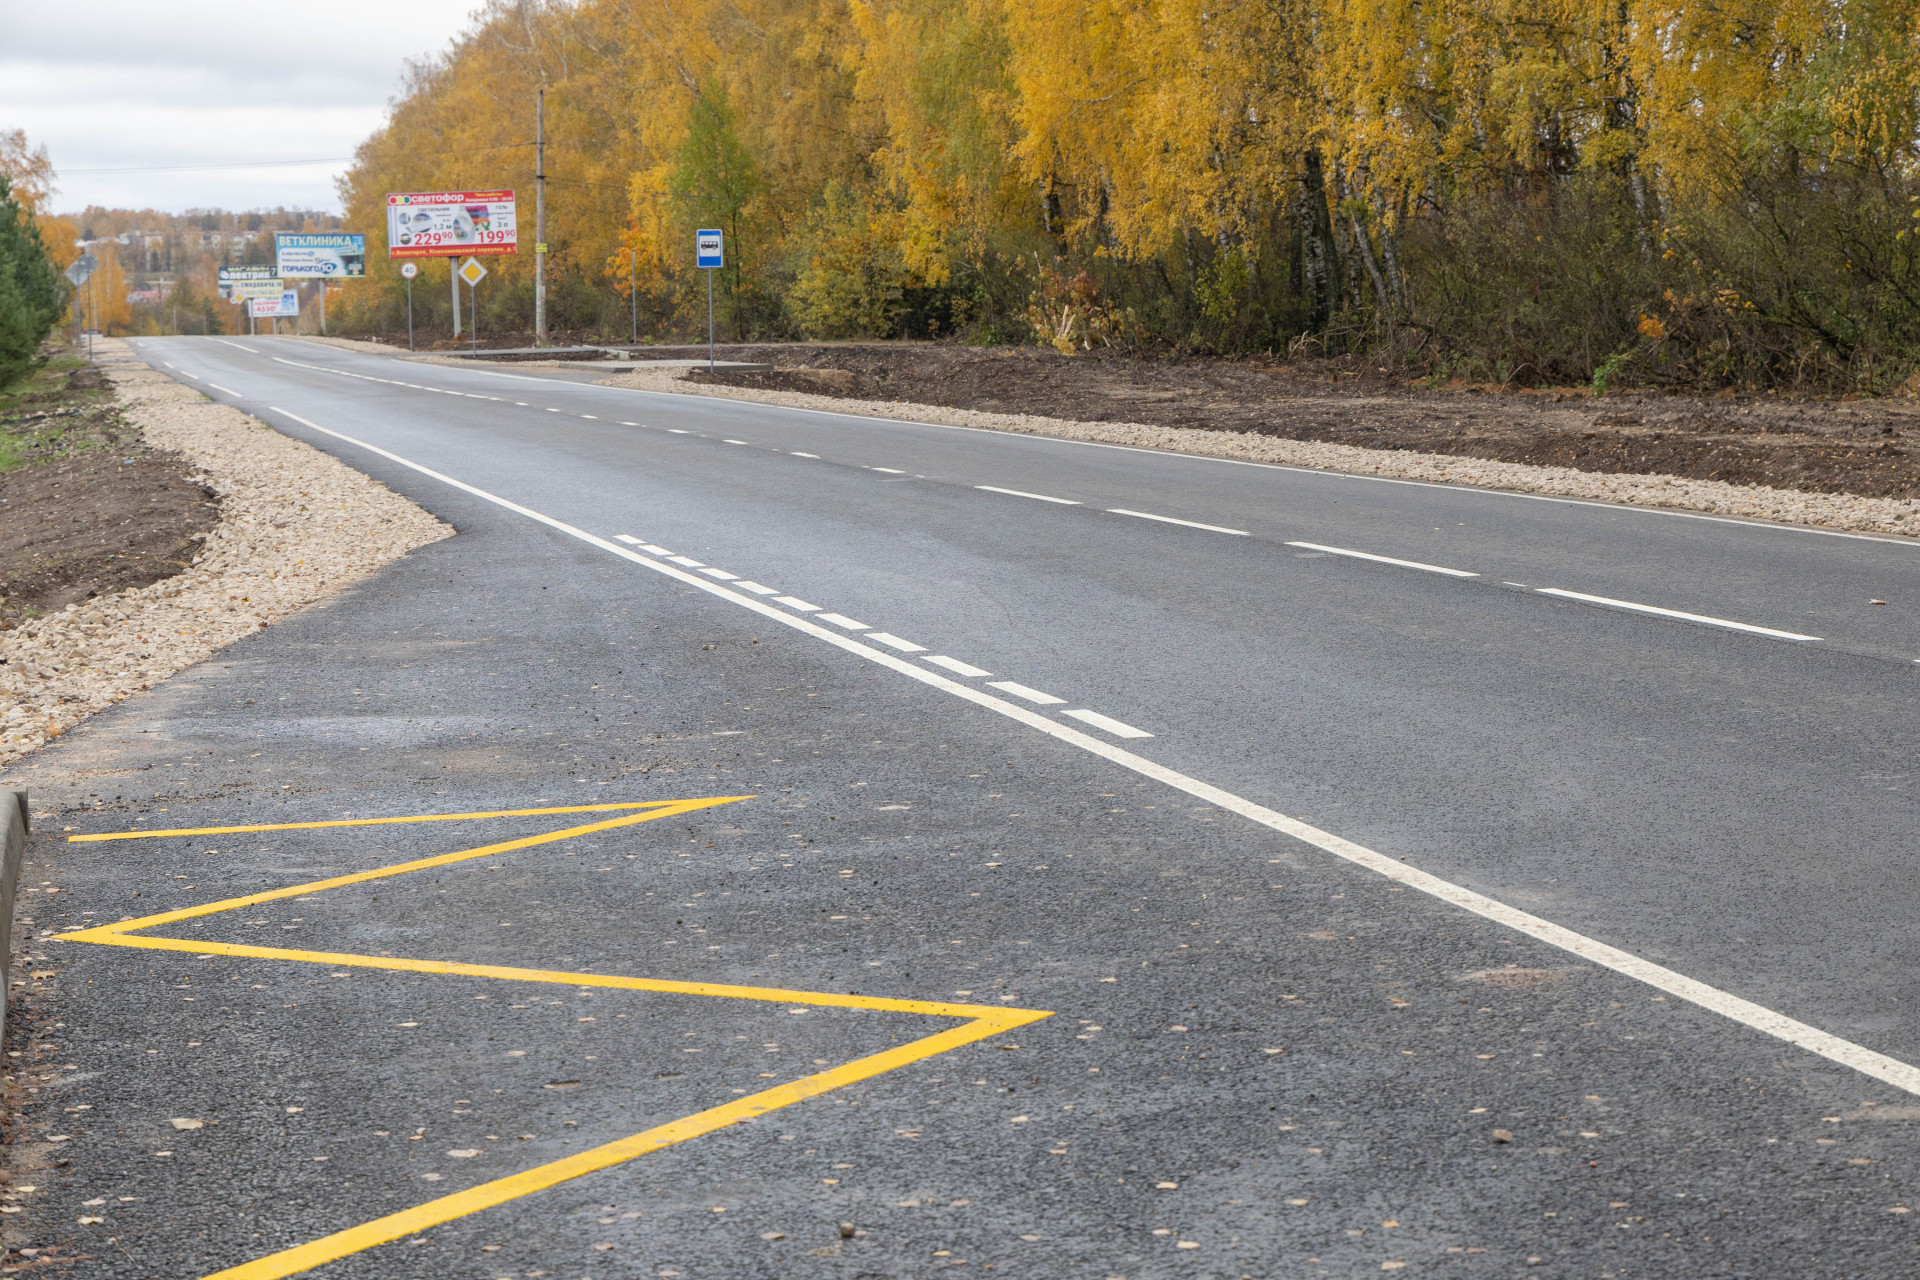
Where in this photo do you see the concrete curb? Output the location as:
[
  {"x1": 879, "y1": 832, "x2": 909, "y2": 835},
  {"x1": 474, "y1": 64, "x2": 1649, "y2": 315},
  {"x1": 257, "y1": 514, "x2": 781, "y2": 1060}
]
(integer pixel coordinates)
[{"x1": 0, "y1": 789, "x2": 26, "y2": 1047}]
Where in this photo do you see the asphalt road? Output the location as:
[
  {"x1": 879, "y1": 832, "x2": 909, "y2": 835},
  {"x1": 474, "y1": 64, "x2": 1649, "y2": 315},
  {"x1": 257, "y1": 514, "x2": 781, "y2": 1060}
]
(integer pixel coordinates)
[{"x1": 6, "y1": 335, "x2": 1919, "y2": 1278}]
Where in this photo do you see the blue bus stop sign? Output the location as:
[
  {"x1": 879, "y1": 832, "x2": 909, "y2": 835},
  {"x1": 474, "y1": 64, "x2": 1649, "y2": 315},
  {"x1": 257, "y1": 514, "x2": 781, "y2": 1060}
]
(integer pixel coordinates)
[{"x1": 696, "y1": 229, "x2": 724, "y2": 269}]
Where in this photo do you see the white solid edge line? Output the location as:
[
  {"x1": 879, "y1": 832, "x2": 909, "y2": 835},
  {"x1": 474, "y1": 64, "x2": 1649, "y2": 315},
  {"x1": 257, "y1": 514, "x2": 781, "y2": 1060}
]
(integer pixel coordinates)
[
  {"x1": 987, "y1": 680, "x2": 1067, "y2": 706},
  {"x1": 1107, "y1": 508, "x2": 1250, "y2": 536},
  {"x1": 270, "y1": 350, "x2": 1917, "y2": 551},
  {"x1": 257, "y1": 405, "x2": 1920, "y2": 1098},
  {"x1": 924, "y1": 655, "x2": 992, "y2": 678},
  {"x1": 1061, "y1": 708, "x2": 1154, "y2": 739},
  {"x1": 1536, "y1": 588, "x2": 1822, "y2": 642},
  {"x1": 866, "y1": 632, "x2": 927, "y2": 653},
  {"x1": 205, "y1": 383, "x2": 242, "y2": 397},
  {"x1": 1287, "y1": 541, "x2": 1479, "y2": 578},
  {"x1": 976, "y1": 485, "x2": 1081, "y2": 505},
  {"x1": 208, "y1": 338, "x2": 257, "y2": 353}
]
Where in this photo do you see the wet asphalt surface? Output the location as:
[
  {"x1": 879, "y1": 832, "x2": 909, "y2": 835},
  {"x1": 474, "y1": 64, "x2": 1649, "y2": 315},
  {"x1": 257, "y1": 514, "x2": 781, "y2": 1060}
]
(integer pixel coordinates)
[{"x1": 0, "y1": 337, "x2": 1916, "y2": 1278}]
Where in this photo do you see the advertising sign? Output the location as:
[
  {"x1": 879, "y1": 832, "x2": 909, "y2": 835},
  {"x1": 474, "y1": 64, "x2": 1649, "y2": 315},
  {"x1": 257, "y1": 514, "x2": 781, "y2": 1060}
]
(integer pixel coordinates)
[
  {"x1": 249, "y1": 291, "x2": 299, "y2": 318},
  {"x1": 218, "y1": 264, "x2": 277, "y2": 301},
  {"x1": 229, "y1": 278, "x2": 285, "y2": 302},
  {"x1": 696, "y1": 229, "x2": 723, "y2": 269},
  {"x1": 385, "y1": 190, "x2": 518, "y2": 258},
  {"x1": 276, "y1": 232, "x2": 366, "y2": 279}
]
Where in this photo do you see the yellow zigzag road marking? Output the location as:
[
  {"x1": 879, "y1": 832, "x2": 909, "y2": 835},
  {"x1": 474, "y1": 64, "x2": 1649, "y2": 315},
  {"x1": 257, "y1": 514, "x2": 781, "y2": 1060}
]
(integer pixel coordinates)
[{"x1": 56, "y1": 798, "x2": 1052, "y2": 1280}]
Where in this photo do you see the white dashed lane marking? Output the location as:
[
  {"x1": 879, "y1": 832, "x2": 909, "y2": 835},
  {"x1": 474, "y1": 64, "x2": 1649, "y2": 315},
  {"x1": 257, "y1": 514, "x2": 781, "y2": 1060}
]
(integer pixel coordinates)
[
  {"x1": 976, "y1": 485, "x2": 1080, "y2": 505},
  {"x1": 987, "y1": 680, "x2": 1067, "y2": 706},
  {"x1": 924, "y1": 656, "x2": 992, "y2": 678},
  {"x1": 1536, "y1": 588, "x2": 1821, "y2": 642},
  {"x1": 867, "y1": 633, "x2": 927, "y2": 653},
  {"x1": 816, "y1": 613, "x2": 869, "y2": 630},
  {"x1": 773, "y1": 596, "x2": 820, "y2": 612},
  {"x1": 1062, "y1": 708, "x2": 1154, "y2": 739},
  {"x1": 1108, "y1": 508, "x2": 1249, "y2": 536},
  {"x1": 1286, "y1": 541, "x2": 1479, "y2": 578}
]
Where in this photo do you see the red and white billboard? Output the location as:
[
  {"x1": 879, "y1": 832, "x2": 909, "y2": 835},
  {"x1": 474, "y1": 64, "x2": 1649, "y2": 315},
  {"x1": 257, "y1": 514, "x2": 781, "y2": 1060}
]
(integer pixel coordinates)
[{"x1": 385, "y1": 190, "x2": 518, "y2": 258}]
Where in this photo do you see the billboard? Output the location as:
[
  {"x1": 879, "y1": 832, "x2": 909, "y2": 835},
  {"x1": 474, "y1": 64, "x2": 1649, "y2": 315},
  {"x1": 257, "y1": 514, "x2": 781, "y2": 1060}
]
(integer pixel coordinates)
[
  {"x1": 276, "y1": 232, "x2": 366, "y2": 278},
  {"x1": 228, "y1": 278, "x2": 285, "y2": 302},
  {"x1": 218, "y1": 264, "x2": 277, "y2": 301},
  {"x1": 385, "y1": 190, "x2": 517, "y2": 258},
  {"x1": 249, "y1": 291, "x2": 299, "y2": 318}
]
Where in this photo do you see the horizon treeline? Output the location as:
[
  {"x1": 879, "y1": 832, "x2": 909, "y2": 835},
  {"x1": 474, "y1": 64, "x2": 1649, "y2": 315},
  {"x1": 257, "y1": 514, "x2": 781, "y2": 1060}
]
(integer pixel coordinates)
[{"x1": 334, "y1": 0, "x2": 1920, "y2": 390}]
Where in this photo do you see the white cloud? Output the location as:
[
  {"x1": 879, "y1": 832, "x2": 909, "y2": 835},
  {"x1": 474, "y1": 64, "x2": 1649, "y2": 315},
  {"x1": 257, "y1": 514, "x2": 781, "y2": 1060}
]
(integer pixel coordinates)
[{"x1": 0, "y1": 0, "x2": 484, "y2": 213}]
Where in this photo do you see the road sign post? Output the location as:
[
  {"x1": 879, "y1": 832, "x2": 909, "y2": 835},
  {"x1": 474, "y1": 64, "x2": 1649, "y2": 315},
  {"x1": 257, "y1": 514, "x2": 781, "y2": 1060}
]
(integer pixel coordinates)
[
  {"x1": 696, "y1": 230, "x2": 723, "y2": 372},
  {"x1": 64, "y1": 254, "x2": 97, "y2": 360},
  {"x1": 401, "y1": 262, "x2": 418, "y2": 350},
  {"x1": 458, "y1": 258, "x2": 487, "y2": 356}
]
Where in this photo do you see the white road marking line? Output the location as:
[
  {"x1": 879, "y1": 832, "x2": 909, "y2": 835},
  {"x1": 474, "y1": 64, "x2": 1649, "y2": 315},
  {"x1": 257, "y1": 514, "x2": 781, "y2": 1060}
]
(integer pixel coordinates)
[
  {"x1": 206, "y1": 383, "x2": 241, "y2": 397},
  {"x1": 178, "y1": 371, "x2": 200, "y2": 379},
  {"x1": 515, "y1": 402, "x2": 529, "y2": 407},
  {"x1": 924, "y1": 655, "x2": 991, "y2": 677},
  {"x1": 733, "y1": 581, "x2": 779, "y2": 595},
  {"x1": 725, "y1": 438, "x2": 749, "y2": 445},
  {"x1": 546, "y1": 407, "x2": 562, "y2": 413},
  {"x1": 1062, "y1": 709, "x2": 1154, "y2": 739},
  {"x1": 1107, "y1": 508, "x2": 1249, "y2": 536},
  {"x1": 668, "y1": 429, "x2": 689, "y2": 434},
  {"x1": 792, "y1": 452, "x2": 819, "y2": 458},
  {"x1": 666, "y1": 556, "x2": 704, "y2": 567},
  {"x1": 209, "y1": 339, "x2": 257, "y2": 352},
  {"x1": 987, "y1": 680, "x2": 1067, "y2": 706},
  {"x1": 773, "y1": 596, "x2": 820, "y2": 611},
  {"x1": 816, "y1": 612, "x2": 869, "y2": 630},
  {"x1": 697, "y1": 567, "x2": 740, "y2": 581},
  {"x1": 638, "y1": 543, "x2": 672, "y2": 555},
  {"x1": 614, "y1": 535, "x2": 643, "y2": 546},
  {"x1": 867, "y1": 632, "x2": 927, "y2": 653},
  {"x1": 581, "y1": 415, "x2": 598, "y2": 420},
  {"x1": 871, "y1": 467, "x2": 907, "y2": 474},
  {"x1": 265, "y1": 406, "x2": 1920, "y2": 1100},
  {"x1": 977, "y1": 485, "x2": 1080, "y2": 505},
  {"x1": 621, "y1": 422, "x2": 640, "y2": 427},
  {"x1": 1536, "y1": 588, "x2": 1821, "y2": 641},
  {"x1": 1285, "y1": 541, "x2": 1479, "y2": 578}
]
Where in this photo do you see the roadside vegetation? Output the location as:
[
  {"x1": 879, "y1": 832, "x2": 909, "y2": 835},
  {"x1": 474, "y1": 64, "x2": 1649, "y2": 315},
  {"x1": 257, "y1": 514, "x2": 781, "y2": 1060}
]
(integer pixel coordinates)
[{"x1": 329, "y1": 0, "x2": 1920, "y2": 394}]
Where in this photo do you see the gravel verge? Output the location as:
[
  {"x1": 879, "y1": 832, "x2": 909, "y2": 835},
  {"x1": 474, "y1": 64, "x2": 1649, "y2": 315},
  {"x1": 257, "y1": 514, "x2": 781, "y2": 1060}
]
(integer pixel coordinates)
[
  {"x1": 591, "y1": 364, "x2": 1920, "y2": 540},
  {"x1": 0, "y1": 340, "x2": 452, "y2": 768}
]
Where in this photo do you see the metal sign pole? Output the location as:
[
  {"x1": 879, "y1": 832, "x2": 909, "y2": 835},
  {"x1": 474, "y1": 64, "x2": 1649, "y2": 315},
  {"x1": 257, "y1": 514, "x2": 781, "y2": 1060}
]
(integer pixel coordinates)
[
  {"x1": 87, "y1": 277, "x2": 95, "y2": 360},
  {"x1": 630, "y1": 249, "x2": 637, "y2": 345},
  {"x1": 471, "y1": 276, "x2": 478, "y2": 356},
  {"x1": 707, "y1": 267, "x2": 714, "y2": 372},
  {"x1": 320, "y1": 279, "x2": 327, "y2": 335},
  {"x1": 407, "y1": 278, "x2": 414, "y2": 351},
  {"x1": 451, "y1": 257, "x2": 461, "y2": 341}
]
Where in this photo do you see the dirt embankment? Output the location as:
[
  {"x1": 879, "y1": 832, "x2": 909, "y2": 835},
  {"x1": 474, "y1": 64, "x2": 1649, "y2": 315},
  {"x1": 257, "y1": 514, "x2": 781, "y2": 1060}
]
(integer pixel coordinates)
[
  {"x1": 642, "y1": 342, "x2": 1920, "y2": 501},
  {"x1": 0, "y1": 361, "x2": 218, "y2": 625}
]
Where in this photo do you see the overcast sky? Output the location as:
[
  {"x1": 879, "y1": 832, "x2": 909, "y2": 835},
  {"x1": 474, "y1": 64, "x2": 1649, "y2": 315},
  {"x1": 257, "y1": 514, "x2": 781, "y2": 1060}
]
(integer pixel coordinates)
[{"x1": 0, "y1": 0, "x2": 484, "y2": 216}]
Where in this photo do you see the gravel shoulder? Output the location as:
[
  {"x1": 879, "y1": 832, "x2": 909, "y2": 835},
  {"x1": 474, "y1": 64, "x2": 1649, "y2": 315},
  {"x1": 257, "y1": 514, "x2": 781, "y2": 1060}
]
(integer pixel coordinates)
[{"x1": 0, "y1": 340, "x2": 452, "y2": 769}]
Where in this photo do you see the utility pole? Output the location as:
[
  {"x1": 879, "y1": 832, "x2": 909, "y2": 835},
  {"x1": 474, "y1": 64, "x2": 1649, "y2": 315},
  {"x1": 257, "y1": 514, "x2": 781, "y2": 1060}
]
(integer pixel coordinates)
[
  {"x1": 630, "y1": 248, "x2": 636, "y2": 345},
  {"x1": 534, "y1": 85, "x2": 547, "y2": 346}
]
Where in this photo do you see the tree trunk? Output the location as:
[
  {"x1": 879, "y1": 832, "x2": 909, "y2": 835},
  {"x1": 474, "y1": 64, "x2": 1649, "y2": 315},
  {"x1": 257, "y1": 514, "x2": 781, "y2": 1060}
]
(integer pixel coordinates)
[{"x1": 1299, "y1": 149, "x2": 1338, "y2": 329}]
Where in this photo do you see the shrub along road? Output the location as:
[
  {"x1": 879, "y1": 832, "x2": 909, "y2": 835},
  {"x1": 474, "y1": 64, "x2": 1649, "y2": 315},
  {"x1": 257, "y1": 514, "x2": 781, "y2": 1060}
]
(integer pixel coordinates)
[{"x1": 5, "y1": 335, "x2": 1920, "y2": 1277}]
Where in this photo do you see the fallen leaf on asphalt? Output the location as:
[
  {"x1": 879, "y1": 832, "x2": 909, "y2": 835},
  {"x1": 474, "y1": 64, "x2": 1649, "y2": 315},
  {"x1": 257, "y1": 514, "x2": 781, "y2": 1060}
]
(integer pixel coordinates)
[
  {"x1": 82, "y1": 1199, "x2": 105, "y2": 1207},
  {"x1": 1010, "y1": 1116, "x2": 1029, "y2": 1124},
  {"x1": 0, "y1": 1206, "x2": 21, "y2": 1214},
  {"x1": 593, "y1": 1243, "x2": 614, "y2": 1252},
  {"x1": 77, "y1": 1216, "x2": 104, "y2": 1225},
  {"x1": 421, "y1": 1173, "x2": 445, "y2": 1182},
  {"x1": 1176, "y1": 1240, "x2": 1200, "y2": 1249},
  {"x1": 482, "y1": 1245, "x2": 501, "y2": 1252},
  {"x1": 1156, "y1": 1181, "x2": 1178, "y2": 1190},
  {"x1": 1491, "y1": 1130, "x2": 1513, "y2": 1144},
  {"x1": 761, "y1": 1232, "x2": 786, "y2": 1240},
  {"x1": 448, "y1": 1149, "x2": 481, "y2": 1158},
  {"x1": 170, "y1": 1119, "x2": 203, "y2": 1131},
  {"x1": 1382, "y1": 1263, "x2": 1406, "y2": 1271},
  {"x1": 1287, "y1": 1199, "x2": 1310, "y2": 1206}
]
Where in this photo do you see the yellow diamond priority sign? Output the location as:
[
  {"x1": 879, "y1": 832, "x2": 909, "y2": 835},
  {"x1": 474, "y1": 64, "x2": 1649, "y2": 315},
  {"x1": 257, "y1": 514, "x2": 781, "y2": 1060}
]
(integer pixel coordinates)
[{"x1": 457, "y1": 257, "x2": 487, "y2": 287}]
